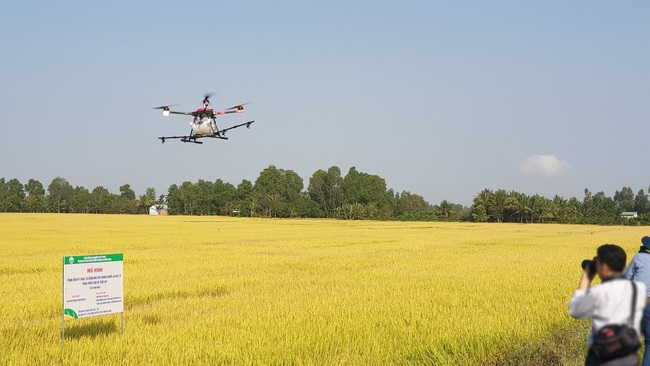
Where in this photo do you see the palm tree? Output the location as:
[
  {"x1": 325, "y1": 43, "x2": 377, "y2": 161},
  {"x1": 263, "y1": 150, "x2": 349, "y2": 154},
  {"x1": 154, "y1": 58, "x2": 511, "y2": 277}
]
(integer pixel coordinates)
[
  {"x1": 528, "y1": 194, "x2": 550, "y2": 223},
  {"x1": 135, "y1": 187, "x2": 157, "y2": 214},
  {"x1": 137, "y1": 194, "x2": 154, "y2": 214},
  {"x1": 472, "y1": 189, "x2": 494, "y2": 221},
  {"x1": 437, "y1": 200, "x2": 455, "y2": 221},
  {"x1": 491, "y1": 189, "x2": 512, "y2": 223},
  {"x1": 471, "y1": 205, "x2": 489, "y2": 222},
  {"x1": 510, "y1": 192, "x2": 529, "y2": 223},
  {"x1": 551, "y1": 195, "x2": 568, "y2": 223}
]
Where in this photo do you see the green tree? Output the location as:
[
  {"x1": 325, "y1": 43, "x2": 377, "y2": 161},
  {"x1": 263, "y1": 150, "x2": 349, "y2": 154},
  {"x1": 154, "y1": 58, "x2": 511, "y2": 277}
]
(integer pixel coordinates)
[
  {"x1": 115, "y1": 183, "x2": 137, "y2": 213},
  {"x1": 259, "y1": 192, "x2": 283, "y2": 217},
  {"x1": 236, "y1": 180, "x2": 254, "y2": 216},
  {"x1": 90, "y1": 186, "x2": 114, "y2": 214},
  {"x1": 119, "y1": 184, "x2": 136, "y2": 200},
  {"x1": 472, "y1": 189, "x2": 494, "y2": 222},
  {"x1": 254, "y1": 166, "x2": 304, "y2": 217},
  {"x1": 634, "y1": 189, "x2": 649, "y2": 214},
  {"x1": 0, "y1": 178, "x2": 5, "y2": 210},
  {"x1": 178, "y1": 181, "x2": 197, "y2": 215},
  {"x1": 582, "y1": 188, "x2": 594, "y2": 219},
  {"x1": 48, "y1": 177, "x2": 74, "y2": 213},
  {"x1": 337, "y1": 203, "x2": 364, "y2": 220},
  {"x1": 395, "y1": 191, "x2": 429, "y2": 216},
  {"x1": 137, "y1": 187, "x2": 157, "y2": 214},
  {"x1": 342, "y1": 167, "x2": 388, "y2": 205},
  {"x1": 166, "y1": 184, "x2": 181, "y2": 214},
  {"x1": 193, "y1": 179, "x2": 213, "y2": 215},
  {"x1": 167, "y1": 183, "x2": 198, "y2": 215},
  {"x1": 307, "y1": 166, "x2": 344, "y2": 218},
  {"x1": 24, "y1": 179, "x2": 45, "y2": 212},
  {"x1": 509, "y1": 192, "x2": 529, "y2": 223},
  {"x1": 471, "y1": 205, "x2": 488, "y2": 222},
  {"x1": 592, "y1": 191, "x2": 616, "y2": 223},
  {"x1": 491, "y1": 189, "x2": 512, "y2": 223},
  {"x1": 614, "y1": 186, "x2": 635, "y2": 212},
  {"x1": 295, "y1": 193, "x2": 322, "y2": 218},
  {"x1": 340, "y1": 167, "x2": 391, "y2": 218},
  {"x1": 528, "y1": 194, "x2": 548, "y2": 223},
  {"x1": 567, "y1": 197, "x2": 583, "y2": 223},
  {"x1": 70, "y1": 186, "x2": 91, "y2": 213},
  {"x1": 212, "y1": 179, "x2": 237, "y2": 215},
  {"x1": 2, "y1": 178, "x2": 25, "y2": 212},
  {"x1": 551, "y1": 195, "x2": 570, "y2": 223},
  {"x1": 437, "y1": 200, "x2": 455, "y2": 221}
]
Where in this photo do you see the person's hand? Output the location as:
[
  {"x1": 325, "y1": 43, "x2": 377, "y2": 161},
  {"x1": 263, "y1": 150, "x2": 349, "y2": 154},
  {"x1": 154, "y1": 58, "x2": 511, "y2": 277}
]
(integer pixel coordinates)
[{"x1": 577, "y1": 270, "x2": 593, "y2": 292}]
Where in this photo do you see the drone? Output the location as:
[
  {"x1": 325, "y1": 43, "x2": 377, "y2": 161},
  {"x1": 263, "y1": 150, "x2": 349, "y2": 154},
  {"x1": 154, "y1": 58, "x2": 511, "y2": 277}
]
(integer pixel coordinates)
[{"x1": 154, "y1": 93, "x2": 254, "y2": 144}]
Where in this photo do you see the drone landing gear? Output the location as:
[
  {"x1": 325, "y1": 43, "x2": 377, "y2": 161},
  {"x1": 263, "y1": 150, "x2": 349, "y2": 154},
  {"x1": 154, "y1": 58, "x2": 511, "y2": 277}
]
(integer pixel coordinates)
[
  {"x1": 181, "y1": 138, "x2": 203, "y2": 144},
  {"x1": 180, "y1": 129, "x2": 203, "y2": 144},
  {"x1": 209, "y1": 134, "x2": 228, "y2": 140}
]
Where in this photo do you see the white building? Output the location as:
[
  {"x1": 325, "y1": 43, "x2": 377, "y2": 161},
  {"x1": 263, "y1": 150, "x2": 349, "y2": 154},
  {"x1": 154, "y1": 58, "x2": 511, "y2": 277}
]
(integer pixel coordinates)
[
  {"x1": 620, "y1": 212, "x2": 638, "y2": 219},
  {"x1": 149, "y1": 205, "x2": 169, "y2": 215}
]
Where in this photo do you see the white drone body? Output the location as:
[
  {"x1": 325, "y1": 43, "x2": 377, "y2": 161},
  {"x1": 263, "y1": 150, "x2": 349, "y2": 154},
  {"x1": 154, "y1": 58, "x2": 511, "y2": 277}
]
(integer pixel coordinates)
[{"x1": 154, "y1": 94, "x2": 254, "y2": 144}]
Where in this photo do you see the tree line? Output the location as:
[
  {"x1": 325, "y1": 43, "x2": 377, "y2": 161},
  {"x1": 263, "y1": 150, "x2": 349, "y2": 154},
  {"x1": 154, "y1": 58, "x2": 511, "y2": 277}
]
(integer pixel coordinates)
[
  {"x1": 469, "y1": 187, "x2": 650, "y2": 225},
  {"x1": 0, "y1": 166, "x2": 431, "y2": 219},
  {"x1": 0, "y1": 177, "x2": 158, "y2": 215},
  {"x1": 1, "y1": 166, "x2": 648, "y2": 225}
]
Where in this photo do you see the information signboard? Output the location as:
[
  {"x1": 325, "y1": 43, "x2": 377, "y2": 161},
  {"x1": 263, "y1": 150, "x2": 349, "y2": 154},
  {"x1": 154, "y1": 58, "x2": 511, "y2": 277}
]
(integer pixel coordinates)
[{"x1": 62, "y1": 253, "x2": 123, "y2": 345}]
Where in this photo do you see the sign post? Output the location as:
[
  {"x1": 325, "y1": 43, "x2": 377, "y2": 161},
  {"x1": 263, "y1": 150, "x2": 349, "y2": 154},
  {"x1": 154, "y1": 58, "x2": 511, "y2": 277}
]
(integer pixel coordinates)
[{"x1": 62, "y1": 253, "x2": 124, "y2": 346}]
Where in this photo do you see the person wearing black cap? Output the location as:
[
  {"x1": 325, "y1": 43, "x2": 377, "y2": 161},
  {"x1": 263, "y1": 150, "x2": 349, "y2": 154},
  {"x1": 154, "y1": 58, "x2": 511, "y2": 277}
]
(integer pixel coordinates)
[{"x1": 625, "y1": 236, "x2": 650, "y2": 366}]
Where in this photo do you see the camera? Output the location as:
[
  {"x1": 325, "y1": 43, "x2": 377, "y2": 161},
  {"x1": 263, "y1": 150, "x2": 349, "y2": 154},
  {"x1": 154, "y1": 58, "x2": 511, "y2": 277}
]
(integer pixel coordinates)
[{"x1": 581, "y1": 256, "x2": 597, "y2": 277}]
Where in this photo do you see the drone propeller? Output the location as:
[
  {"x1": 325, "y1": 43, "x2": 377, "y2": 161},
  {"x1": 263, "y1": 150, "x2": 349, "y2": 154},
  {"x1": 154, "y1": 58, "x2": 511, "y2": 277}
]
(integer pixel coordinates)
[
  {"x1": 153, "y1": 104, "x2": 178, "y2": 111},
  {"x1": 225, "y1": 102, "x2": 252, "y2": 111},
  {"x1": 153, "y1": 104, "x2": 179, "y2": 116},
  {"x1": 203, "y1": 92, "x2": 216, "y2": 106}
]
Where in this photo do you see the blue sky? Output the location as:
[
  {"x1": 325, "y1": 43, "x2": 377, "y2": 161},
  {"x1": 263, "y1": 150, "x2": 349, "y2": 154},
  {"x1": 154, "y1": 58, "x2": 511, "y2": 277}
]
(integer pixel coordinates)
[{"x1": 1, "y1": 1, "x2": 648, "y2": 206}]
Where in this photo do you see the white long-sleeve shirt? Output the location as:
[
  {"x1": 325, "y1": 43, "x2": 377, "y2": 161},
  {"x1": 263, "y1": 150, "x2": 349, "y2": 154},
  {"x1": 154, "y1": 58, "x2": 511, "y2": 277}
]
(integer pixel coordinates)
[{"x1": 568, "y1": 277, "x2": 646, "y2": 346}]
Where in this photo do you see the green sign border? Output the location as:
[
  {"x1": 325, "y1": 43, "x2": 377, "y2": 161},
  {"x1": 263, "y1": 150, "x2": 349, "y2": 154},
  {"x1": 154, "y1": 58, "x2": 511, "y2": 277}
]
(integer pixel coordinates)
[{"x1": 64, "y1": 253, "x2": 123, "y2": 265}]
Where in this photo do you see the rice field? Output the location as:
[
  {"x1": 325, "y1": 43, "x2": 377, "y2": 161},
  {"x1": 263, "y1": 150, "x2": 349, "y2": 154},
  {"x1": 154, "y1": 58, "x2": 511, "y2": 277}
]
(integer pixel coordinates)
[{"x1": 1, "y1": 214, "x2": 647, "y2": 365}]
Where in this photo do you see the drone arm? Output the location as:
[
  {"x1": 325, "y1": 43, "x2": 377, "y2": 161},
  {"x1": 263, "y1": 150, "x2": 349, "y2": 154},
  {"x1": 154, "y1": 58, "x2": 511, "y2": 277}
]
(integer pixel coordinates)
[
  {"x1": 152, "y1": 108, "x2": 193, "y2": 117},
  {"x1": 217, "y1": 120, "x2": 255, "y2": 134},
  {"x1": 153, "y1": 105, "x2": 193, "y2": 117},
  {"x1": 214, "y1": 109, "x2": 244, "y2": 116},
  {"x1": 158, "y1": 134, "x2": 205, "y2": 144},
  {"x1": 216, "y1": 103, "x2": 250, "y2": 115}
]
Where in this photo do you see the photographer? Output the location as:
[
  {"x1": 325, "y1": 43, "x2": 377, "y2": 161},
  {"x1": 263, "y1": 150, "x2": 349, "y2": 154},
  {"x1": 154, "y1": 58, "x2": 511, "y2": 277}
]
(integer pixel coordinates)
[
  {"x1": 569, "y1": 244, "x2": 646, "y2": 366},
  {"x1": 625, "y1": 236, "x2": 650, "y2": 366}
]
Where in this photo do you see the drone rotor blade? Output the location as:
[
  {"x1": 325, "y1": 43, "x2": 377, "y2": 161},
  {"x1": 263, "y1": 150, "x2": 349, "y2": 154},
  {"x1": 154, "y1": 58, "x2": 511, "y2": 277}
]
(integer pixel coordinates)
[
  {"x1": 153, "y1": 104, "x2": 180, "y2": 117},
  {"x1": 203, "y1": 92, "x2": 216, "y2": 105},
  {"x1": 225, "y1": 102, "x2": 252, "y2": 110},
  {"x1": 153, "y1": 104, "x2": 178, "y2": 109}
]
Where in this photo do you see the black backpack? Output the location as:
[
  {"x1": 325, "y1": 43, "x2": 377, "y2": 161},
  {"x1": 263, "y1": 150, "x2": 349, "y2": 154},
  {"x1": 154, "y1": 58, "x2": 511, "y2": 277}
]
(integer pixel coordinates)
[{"x1": 591, "y1": 280, "x2": 641, "y2": 361}]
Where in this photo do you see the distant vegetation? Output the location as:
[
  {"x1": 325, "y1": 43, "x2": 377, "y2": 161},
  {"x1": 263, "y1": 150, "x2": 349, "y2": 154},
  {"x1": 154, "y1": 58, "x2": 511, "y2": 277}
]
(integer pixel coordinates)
[{"x1": 1, "y1": 165, "x2": 648, "y2": 225}]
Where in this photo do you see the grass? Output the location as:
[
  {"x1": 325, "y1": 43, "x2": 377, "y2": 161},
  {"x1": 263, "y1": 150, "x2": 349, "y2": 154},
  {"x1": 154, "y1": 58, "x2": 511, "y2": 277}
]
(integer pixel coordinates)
[{"x1": 1, "y1": 214, "x2": 647, "y2": 365}]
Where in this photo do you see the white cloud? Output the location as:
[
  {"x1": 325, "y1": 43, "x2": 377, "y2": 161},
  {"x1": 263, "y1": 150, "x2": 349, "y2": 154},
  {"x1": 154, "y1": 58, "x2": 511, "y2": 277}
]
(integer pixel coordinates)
[{"x1": 519, "y1": 155, "x2": 570, "y2": 176}]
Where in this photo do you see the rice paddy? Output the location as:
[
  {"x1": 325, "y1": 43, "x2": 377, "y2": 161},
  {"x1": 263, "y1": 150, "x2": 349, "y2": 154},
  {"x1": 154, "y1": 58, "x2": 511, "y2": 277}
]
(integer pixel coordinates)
[{"x1": 1, "y1": 213, "x2": 647, "y2": 365}]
